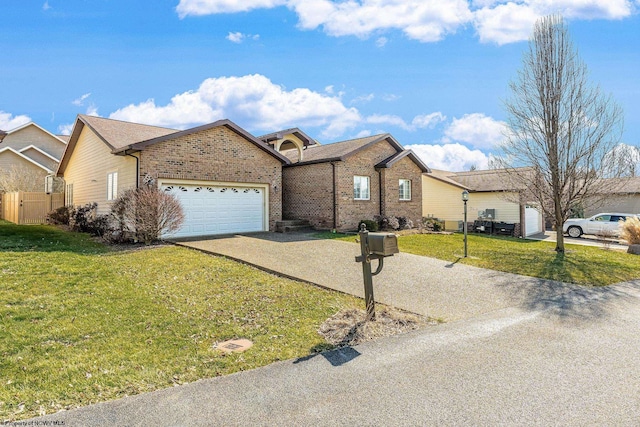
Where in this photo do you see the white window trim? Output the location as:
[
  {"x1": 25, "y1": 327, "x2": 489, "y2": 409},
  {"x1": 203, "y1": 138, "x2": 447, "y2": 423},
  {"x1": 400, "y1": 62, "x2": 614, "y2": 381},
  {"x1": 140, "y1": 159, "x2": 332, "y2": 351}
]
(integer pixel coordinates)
[
  {"x1": 354, "y1": 176, "x2": 370, "y2": 201},
  {"x1": 399, "y1": 179, "x2": 411, "y2": 201},
  {"x1": 107, "y1": 172, "x2": 118, "y2": 201}
]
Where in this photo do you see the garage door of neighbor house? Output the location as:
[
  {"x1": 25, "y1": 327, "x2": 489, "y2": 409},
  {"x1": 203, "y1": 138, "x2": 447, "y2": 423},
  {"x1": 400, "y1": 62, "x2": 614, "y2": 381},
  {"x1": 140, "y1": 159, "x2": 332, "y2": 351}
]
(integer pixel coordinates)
[
  {"x1": 161, "y1": 182, "x2": 266, "y2": 238},
  {"x1": 525, "y1": 205, "x2": 542, "y2": 236}
]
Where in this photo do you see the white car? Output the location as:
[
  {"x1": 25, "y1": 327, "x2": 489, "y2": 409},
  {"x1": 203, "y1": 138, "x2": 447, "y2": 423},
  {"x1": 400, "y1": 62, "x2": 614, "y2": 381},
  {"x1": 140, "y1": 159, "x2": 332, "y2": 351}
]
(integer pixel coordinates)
[{"x1": 562, "y1": 213, "x2": 636, "y2": 238}]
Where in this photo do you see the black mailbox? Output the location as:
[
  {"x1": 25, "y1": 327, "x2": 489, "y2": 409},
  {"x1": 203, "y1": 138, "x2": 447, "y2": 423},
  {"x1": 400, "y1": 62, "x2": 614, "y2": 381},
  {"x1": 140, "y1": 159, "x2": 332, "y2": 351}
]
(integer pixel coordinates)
[{"x1": 368, "y1": 233, "x2": 399, "y2": 257}]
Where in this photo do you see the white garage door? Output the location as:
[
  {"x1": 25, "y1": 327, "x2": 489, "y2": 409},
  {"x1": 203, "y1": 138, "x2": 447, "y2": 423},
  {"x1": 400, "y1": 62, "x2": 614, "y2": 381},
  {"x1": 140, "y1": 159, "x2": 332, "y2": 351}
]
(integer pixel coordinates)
[
  {"x1": 161, "y1": 183, "x2": 266, "y2": 238},
  {"x1": 525, "y1": 205, "x2": 542, "y2": 236}
]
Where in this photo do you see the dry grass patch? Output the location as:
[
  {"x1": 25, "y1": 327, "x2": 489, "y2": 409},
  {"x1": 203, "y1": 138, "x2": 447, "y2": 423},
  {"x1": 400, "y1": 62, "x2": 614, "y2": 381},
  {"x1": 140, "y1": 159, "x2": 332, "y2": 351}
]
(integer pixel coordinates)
[{"x1": 318, "y1": 308, "x2": 438, "y2": 347}]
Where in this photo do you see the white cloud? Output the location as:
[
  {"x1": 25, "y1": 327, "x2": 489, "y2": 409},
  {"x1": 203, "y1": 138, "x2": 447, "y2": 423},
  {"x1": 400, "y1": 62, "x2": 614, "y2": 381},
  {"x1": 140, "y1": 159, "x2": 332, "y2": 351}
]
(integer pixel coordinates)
[
  {"x1": 42, "y1": 1, "x2": 51, "y2": 11},
  {"x1": 72, "y1": 93, "x2": 92, "y2": 106},
  {"x1": 412, "y1": 112, "x2": 447, "y2": 129},
  {"x1": 443, "y1": 113, "x2": 507, "y2": 149},
  {"x1": 109, "y1": 74, "x2": 362, "y2": 138},
  {"x1": 406, "y1": 142, "x2": 490, "y2": 171},
  {"x1": 290, "y1": 0, "x2": 473, "y2": 42},
  {"x1": 176, "y1": 0, "x2": 286, "y2": 17},
  {"x1": 227, "y1": 32, "x2": 244, "y2": 43},
  {"x1": 226, "y1": 32, "x2": 260, "y2": 43},
  {"x1": 0, "y1": 111, "x2": 31, "y2": 131},
  {"x1": 86, "y1": 105, "x2": 100, "y2": 117},
  {"x1": 176, "y1": 0, "x2": 635, "y2": 45},
  {"x1": 381, "y1": 94, "x2": 400, "y2": 102},
  {"x1": 473, "y1": 0, "x2": 635, "y2": 44},
  {"x1": 364, "y1": 112, "x2": 447, "y2": 132},
  {"x1": 58, "y1": 123, "x2": 74, "y2": 136},
  {"x1": 375, "y1": 37, "x2": 388, "y2": 47},
  {"x1": 351, "y1": 93, "x2": 375, "y2": 104}
]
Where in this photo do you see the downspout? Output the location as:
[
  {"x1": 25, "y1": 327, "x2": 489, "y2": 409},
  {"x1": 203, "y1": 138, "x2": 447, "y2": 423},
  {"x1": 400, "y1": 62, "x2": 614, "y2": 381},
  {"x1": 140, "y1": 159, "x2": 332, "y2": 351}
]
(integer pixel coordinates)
[
  {"x1": 125, "y1": 151, "x2": 140, "y2": 189},
  {"x1": 332, "y1": 162, "x2": 337, "y2": 231},
  {"x1": 378, "y1": 169, "x2": 383, "y2": 217}
]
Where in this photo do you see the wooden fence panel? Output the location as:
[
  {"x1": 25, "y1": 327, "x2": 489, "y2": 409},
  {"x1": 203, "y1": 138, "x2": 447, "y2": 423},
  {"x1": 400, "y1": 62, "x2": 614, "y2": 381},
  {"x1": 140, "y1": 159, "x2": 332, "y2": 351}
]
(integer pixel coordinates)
[{"x1": 0, "y1": 192, "x2": 65, "y2": 225}]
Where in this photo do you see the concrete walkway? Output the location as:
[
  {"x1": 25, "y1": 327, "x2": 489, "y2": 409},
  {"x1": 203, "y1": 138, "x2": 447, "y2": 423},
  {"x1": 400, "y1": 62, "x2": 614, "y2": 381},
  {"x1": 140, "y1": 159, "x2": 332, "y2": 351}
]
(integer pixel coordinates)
[{"x1": 175, "y1": 232, "x2": 578, "y2": 321}]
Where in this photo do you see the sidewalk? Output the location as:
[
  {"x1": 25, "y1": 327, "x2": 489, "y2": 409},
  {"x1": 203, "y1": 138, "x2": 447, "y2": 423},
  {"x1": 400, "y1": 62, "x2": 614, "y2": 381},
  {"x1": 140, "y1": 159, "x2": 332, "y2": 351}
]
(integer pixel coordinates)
[{"x1": 176, "y1": 232, "x2": 577, "y2": 321}]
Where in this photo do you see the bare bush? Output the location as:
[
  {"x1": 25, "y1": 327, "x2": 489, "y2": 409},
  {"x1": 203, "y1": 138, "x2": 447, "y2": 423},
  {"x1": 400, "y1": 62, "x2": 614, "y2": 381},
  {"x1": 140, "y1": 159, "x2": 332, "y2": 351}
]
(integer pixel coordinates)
[
  {"x1": 110, "y1": 186, "x2": 184, "y2": 244},
  {"x1": 620, "y1": 217, "x2": 640, "y2": 245}
]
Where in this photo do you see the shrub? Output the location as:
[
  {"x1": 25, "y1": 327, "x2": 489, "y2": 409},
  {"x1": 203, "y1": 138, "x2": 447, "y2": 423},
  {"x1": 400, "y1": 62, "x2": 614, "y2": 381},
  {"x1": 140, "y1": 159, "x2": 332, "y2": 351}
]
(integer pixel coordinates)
[
  {"x1": 620, "y1": 216, "x2": 640, "y2": 245},
  {"x1": 358, "y1": 219, "x2": 379, "y2": 232},
  {"x1": 397, "y1": 216, "x2": 413, "y2": 230},
  {"x1": 47, "y1": 206, "x2": 71, "y2": 226},
  {"x1": 68, "y1": 203, "x2": 111, "y2": 237},
  {"x1": 421, "y1": 217, "x2": 442, "y2": 232},
  {"x1": 110, "y1": 185, "x2": 184, "y2": 244}
]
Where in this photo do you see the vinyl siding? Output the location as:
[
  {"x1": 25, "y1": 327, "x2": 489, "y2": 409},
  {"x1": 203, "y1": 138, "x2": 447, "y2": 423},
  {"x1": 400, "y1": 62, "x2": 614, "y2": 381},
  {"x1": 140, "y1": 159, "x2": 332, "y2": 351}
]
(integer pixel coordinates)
[
  {"x1": 2, "y1": 125, "x2": 66, "y2": 159},
  {"x1": 0, "y1": 150, "x2": 43, "y2": 171},
  {"x1": 422, "y1": 175, "x2": 520, "y2": 223},
  {"x1": 62, "y1": 126, "x2": 137, "y2": 214}
]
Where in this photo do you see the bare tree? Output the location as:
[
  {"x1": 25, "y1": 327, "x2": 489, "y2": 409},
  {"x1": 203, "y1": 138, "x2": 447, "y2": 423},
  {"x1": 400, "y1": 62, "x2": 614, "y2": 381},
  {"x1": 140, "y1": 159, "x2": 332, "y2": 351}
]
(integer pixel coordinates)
[
  {"x1": 494, "y1": 15, "x2": 624, "y2": 253},
  {"x1": 0, "y1": 165, "x2": 47, "y2": 192}
]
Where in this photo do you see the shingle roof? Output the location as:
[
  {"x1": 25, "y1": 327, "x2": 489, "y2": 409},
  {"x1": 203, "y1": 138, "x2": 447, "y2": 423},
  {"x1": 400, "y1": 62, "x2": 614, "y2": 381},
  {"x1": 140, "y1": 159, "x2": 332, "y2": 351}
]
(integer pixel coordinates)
[
  {"x1": 79, "y1": 115, "x2": 178, "y2": 151},
  {"x1": 283, "y1": 134, "x2": 391, "y2": 164},
  {"x1": 425, "y1": 168, "x2": 531, "y2": 192}
]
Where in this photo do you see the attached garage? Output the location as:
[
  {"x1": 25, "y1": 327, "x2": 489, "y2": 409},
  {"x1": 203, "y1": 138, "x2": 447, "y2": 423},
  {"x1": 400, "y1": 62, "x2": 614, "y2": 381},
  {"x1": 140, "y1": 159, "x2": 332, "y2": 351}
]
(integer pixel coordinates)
[
  {"x1": 161, "y1": 181, "x2": 268, "y2": 238},
  {"x1": 525, "y1": 205, "x2": 543, "y2": 236}
]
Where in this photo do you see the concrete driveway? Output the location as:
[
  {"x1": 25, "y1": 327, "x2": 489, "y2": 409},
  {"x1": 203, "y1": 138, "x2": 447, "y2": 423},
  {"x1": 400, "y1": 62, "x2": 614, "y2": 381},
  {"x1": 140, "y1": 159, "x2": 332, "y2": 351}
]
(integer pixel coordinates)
[
  {"x1": 174, "y1": 232, "x2": 580, "y2": 322},
  {"x1": 528, "y1": 230, "x2": 628, "y2": 251}
]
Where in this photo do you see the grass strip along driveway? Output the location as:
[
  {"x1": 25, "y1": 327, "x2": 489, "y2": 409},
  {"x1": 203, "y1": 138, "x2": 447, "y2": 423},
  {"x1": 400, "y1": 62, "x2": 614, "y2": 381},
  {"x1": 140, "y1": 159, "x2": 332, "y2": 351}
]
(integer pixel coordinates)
[
  {"x1": 318, "y1": 232, "x2": 640, "y2": 287},
  {"x1": 0, "y1": 221, "x2": 360, "y2": 421}
]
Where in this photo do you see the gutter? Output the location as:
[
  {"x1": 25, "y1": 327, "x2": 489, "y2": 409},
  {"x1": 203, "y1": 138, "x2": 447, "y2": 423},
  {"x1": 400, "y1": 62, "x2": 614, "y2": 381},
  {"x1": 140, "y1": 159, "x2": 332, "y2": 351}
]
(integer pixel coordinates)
[
  {"x1": 125, "y1": 151, "x2": 140, "y2": 188},
  {"x1": 332, "y1": 162, "x2": 337, "y2": 231}
]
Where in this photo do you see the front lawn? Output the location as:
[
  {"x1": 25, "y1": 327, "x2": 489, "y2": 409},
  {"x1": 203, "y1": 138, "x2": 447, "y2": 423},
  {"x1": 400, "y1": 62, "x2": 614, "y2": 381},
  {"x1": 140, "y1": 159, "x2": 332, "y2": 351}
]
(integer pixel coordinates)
[
  {"x1": 316, "y1": 231, "x2": 640, "y2": 286},
  {"x1": 0, "y1": 221, "x2": 360, "y2": 421}
]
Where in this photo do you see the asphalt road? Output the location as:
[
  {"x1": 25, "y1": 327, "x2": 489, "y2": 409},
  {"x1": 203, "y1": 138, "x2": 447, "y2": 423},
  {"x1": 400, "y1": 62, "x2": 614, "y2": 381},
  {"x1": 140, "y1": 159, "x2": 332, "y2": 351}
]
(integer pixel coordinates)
[{"x1": 34, "y1": 281, "x2": 640, "y2": 426}]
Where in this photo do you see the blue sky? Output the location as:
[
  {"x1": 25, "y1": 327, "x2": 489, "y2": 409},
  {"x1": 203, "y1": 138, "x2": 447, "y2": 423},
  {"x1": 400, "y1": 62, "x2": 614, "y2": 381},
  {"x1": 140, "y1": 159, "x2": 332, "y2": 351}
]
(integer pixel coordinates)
[{"x1": 1, "y1": 0, "x2": 638, "y2": 171}]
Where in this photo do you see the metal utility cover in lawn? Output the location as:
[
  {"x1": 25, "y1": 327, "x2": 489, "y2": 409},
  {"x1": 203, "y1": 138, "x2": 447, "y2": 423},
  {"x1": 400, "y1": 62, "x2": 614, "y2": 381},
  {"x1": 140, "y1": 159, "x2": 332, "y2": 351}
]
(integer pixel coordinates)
[{"x1": 215, "y1": 339, "x2": 253, "y2": 353}]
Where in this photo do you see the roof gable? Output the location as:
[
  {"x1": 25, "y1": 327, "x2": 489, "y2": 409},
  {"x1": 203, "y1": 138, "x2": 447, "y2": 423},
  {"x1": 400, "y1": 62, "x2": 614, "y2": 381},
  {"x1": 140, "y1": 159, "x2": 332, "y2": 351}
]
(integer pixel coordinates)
[
  {"x1": 375, "y1": 150, "x2": 430, "y2": 173},
  {"x1": 2, "y1": 122, "x2": 68, "y2": 146},
  {"x1": 283, "y1": 134, "x2": 401, "y2": 165},
  {"x1": 116, "y1": 119, "x2": 290, "y2": 164},
  {"x1": 0, "y1": 147, "x2": 53, "y2": 173}
]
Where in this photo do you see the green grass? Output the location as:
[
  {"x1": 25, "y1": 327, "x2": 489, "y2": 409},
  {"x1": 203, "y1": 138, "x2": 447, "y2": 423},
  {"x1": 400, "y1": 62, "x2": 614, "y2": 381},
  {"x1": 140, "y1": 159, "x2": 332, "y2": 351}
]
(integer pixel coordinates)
[
  {"x1": 0, "y1": 221, "x2": 360, "y2": 421},
  {"x1": 317, "y1": 231, "x2": 640, "y2": 286}
]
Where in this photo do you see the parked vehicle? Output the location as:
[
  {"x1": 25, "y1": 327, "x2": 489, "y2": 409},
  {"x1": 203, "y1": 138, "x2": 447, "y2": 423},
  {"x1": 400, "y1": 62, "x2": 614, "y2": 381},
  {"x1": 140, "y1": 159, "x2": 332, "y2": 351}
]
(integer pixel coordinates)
[{"x1": 562, "y1": 213, "x2": 637, "y2": 238}]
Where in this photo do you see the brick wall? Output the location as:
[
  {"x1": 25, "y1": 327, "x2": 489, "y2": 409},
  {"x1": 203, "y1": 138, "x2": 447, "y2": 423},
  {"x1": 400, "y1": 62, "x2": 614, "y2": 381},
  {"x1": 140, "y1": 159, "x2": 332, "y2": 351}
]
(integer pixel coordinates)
[
  {"x1": 380, "y1": 156, "x2": 423, "y2": 227},
  {"x1": 335, "y1": 142, "x2": 398, "y2": 231},
  {"x1": 138, "y1": 125, "x2": 283, "y2": 230},
  {"x1": 282, "y1": 162, "x2": 335, "y2": 229}
]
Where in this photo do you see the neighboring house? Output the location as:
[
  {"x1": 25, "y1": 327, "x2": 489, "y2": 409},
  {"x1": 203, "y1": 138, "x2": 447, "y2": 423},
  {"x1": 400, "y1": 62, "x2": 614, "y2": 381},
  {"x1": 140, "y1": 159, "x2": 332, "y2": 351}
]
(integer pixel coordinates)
[
  {"x1": 57, "y1": 115, "x2": 288, "y2": 238},
  {"x1": 277, "y1": 133, "x2": 430, "y2": 231},
  {"x1": 583, "y1": 177, "x2": 640, "y2": 217},
  {"x1": 0, "y1": 122, "x2": 67, "y2": 190},
  {"x1": 57, "y1": 116, "x2": 429, "y2": 237},
  {"x1": 422, "y1": 168, "x2": 544, "y2": 237}
]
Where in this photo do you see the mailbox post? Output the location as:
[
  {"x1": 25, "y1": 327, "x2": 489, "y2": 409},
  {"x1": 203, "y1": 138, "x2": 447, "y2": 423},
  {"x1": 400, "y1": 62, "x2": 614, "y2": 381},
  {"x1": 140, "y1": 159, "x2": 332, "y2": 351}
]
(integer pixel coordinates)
[{"x1": 355, "y1": 223, "x2": 399, "y2": 321}]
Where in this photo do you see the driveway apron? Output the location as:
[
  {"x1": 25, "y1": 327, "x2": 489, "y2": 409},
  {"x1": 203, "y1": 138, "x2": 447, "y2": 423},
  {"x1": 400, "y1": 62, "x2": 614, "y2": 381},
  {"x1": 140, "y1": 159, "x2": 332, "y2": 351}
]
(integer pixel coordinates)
[{"x1": 176, "y1": 232, "x2": 578, "y2": 321}]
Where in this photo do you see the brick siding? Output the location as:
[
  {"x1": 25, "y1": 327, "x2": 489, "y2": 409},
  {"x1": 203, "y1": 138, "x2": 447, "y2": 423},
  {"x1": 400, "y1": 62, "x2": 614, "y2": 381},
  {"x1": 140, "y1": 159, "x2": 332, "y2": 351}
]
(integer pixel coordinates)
[
  {"x1": 138, "y1": 126, "x2": 283, "y2": 230},
  {"x1": 380, "y1": 156, "x2": 423, "y2": 227},
  {"x1": 282, "y1": 139, "x2": 424, "y2": 232}
]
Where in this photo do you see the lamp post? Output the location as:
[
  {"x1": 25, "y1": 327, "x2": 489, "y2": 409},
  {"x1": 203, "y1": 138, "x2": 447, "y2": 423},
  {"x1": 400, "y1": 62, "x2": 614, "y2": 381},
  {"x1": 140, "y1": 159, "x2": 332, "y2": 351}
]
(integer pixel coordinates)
[{"x1": 462, "y1": 190, "x2": 469, "y2": 257}]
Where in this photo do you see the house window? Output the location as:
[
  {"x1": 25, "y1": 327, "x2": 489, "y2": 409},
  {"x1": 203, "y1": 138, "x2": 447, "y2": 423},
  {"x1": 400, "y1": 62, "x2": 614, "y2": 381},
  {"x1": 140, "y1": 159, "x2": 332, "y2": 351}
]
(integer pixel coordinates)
[
  {"x1": 399, "y1": 179, "x2": 411, "y2": 201},
  {"x1": 107, "y1": 172, "x2": 118, "y2": 201},
  {"x1": 65, "y1": 183, "x2": 73, "y2": 206},
  {"x1": 353, "y1": 176, "x2": 370, "y2": 200}
]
